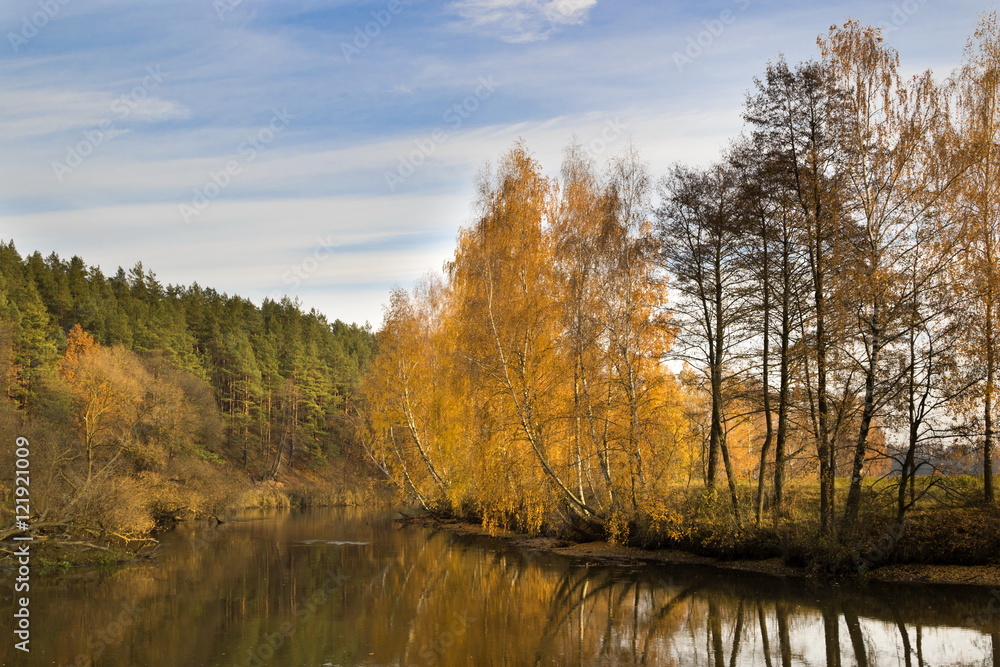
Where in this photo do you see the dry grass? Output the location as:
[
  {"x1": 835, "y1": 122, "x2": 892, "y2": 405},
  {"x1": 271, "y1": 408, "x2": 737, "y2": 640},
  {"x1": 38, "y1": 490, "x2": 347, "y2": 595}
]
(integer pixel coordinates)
[{"x1": 620, "y1": 475, "x2": 1000, "y2": 573}]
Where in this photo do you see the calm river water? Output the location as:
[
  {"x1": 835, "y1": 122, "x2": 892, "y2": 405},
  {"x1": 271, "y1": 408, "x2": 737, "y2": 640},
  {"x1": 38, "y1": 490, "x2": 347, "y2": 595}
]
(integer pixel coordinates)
[{"x1": 1, "y1": 507, "x2": 999, "y2": 666}]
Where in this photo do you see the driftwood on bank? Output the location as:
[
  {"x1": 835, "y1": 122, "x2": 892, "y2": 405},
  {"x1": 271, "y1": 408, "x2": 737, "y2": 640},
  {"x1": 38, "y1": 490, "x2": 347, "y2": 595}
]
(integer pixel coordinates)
[{"x1": 0, "y1": 521, "x2": 157, "y2": 557}]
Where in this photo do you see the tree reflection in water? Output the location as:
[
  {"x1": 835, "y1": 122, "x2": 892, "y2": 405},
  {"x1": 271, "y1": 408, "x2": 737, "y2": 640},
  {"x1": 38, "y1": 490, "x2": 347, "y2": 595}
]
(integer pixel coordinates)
[{"x1": 1, "y1": 507, "x2": 996, "y2": 666}]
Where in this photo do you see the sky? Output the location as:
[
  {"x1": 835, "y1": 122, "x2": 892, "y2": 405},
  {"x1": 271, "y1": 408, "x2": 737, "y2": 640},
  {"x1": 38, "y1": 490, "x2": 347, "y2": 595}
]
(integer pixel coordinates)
[{"x1": 0, "y1": 0, "x2": 996, "y2": 328}]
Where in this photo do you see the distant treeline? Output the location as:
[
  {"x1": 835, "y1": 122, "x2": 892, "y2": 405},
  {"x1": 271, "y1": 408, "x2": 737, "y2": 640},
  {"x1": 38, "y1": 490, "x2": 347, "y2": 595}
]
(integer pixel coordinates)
[
  {"x1": 0, "y1": 240, "x2": 374, "y2": 539},
  {"x1": 359, "y1": 17, "x2": 1000, "y2": 561}
]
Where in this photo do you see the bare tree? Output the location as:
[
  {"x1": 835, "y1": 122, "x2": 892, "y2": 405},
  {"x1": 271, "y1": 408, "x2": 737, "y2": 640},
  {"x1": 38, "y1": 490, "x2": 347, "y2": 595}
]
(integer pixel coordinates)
[{"x1": 657, "y1": 161, "x2": 750, "y2": 517}]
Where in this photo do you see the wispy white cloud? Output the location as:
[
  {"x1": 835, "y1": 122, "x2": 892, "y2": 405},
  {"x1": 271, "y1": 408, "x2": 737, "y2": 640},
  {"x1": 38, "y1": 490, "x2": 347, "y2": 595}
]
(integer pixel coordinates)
[
  {"x1": 0, "y1": 76, "x2": 190, "y2": 140},
  {"x1": 450, "y1": 0, "x2": 597, "y2": 43}
]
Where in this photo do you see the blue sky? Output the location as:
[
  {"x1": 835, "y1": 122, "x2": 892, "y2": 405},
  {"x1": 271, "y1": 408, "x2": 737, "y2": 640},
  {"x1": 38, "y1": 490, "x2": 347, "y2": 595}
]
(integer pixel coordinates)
[{"x1": 0, "y1": 0, "x2": 995, "y2": 327}]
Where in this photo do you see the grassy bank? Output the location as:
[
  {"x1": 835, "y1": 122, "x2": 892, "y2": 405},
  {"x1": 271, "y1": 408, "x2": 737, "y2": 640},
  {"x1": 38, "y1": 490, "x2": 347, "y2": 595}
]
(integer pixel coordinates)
[
  {"x1": 410, "y1": 511, "x2": 1000, "y2": 588},
  {"x1": 419, "y1": 475, "x2": 1000, "y2": 577},
  {"x1": 234, "y1": 459, "x2": 392, "y2": 511},
  {"x1": 0, "y1": 457, "x2": 390, "y2": 567},
  {"x1": 636, "y1": 478, "x2": 1000, "y2": 572}
]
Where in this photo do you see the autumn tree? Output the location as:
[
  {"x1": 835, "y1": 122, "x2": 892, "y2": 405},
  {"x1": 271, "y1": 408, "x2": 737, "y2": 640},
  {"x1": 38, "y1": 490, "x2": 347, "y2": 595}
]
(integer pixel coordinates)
[
  {"x1": 599, "y1": 145, "x2": 675, "y2": 522},
  {"x1": 453, "y1": 143, "x2": 606, "y2": 531},
  {"x1": 359, "y1": 281, "x2": 456, "y2": 510},
  {"x1": 952, "y1": 12, "x2": 1000, "y2": 505},
  {"x1": 552, "y1": 143, "x2": 617, "y2": 511},
  {"x1": 816, "y1": 21, "x2": 964, "y2": 535},
  {"x1": 360, "y1": 141, "x2": 688, "y2": 540},
  {"x1": 657, "y1": 161, "x2": 749, "y2": 516},
  {"x1": 59, "y1": 325, "x2": 145, "y2": 481},
  {"x1": 730, "y1": 139, "x2": 810, "y2": 525},
  {"x1": 893, "y1": 205, "x2": 965, "y2": 524},
  {"x1": 743, "y1": 55, "x2": 847, "y2": 535}
]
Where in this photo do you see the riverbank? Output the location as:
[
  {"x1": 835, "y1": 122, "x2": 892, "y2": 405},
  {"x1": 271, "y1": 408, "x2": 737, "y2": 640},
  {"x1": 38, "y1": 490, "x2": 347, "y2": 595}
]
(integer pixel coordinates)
[
  {"x1": 0, "y1": 458, "x2": 391, "y2": 568},
  {"x1": 410, "y1": 515, "x2": 1000, "y2": 588}
]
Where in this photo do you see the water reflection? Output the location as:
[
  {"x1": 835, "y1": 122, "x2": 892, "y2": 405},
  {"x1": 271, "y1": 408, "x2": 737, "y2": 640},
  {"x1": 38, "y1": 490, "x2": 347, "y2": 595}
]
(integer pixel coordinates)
[{"x1": 1, "y1": 507, "x2": 997, "y2": 666}]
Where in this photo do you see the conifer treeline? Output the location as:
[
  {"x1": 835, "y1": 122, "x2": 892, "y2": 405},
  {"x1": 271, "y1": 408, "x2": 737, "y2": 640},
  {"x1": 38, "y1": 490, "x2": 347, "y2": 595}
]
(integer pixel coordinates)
[
  {"x1": 360, "y1": 17, "x2": 1000, "y2": 546},
  {"x1": 0, "y1": 240, "x2": 374, "y2": 475}
]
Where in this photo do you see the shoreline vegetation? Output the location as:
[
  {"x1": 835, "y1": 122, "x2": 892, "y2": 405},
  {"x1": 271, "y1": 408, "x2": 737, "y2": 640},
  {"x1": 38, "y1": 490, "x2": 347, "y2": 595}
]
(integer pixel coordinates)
[
  {"x1": 402, "y1": 503, "x2": 1000, "y2": 588},
  {"x1": 359, "y1": 17, "x2": 1000, "y2": 581}
]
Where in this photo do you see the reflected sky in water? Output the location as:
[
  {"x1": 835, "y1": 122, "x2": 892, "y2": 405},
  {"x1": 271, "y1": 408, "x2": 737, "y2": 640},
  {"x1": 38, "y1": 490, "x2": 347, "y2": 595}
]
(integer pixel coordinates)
[{"x1": 1, "y1": 507, "x2": 997, "y2": 666}]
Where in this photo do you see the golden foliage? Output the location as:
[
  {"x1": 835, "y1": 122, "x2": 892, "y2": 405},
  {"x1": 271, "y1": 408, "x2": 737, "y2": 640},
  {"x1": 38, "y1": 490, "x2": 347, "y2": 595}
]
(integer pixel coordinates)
[{"x1": 361, "y1": 142, "x2": 693, "y2": 539}]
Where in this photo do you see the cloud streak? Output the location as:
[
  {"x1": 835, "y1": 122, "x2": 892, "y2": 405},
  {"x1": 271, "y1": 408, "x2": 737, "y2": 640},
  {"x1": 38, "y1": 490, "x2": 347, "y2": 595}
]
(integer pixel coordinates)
[{"x1": 450, "y1": 0, "x2": 597, "y2": 42}]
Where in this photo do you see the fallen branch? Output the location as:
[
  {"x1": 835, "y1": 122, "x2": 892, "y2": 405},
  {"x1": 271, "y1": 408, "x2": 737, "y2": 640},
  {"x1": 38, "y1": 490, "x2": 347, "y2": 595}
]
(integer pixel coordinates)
[
  {"x1": 0, "y1": 521, "x2": 71, "y2": 542},
  {"x1": 108, "y1": 532, "x2": 158, "y2": 544},
  {"x1": 57, "y1": 540, "x2": 115, "y2": 553}
]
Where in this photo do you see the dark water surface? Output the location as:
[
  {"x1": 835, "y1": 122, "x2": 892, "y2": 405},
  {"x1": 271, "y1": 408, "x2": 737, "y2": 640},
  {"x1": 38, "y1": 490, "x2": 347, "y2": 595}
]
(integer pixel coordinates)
[{"x1": 1, "y1": 507, "x2": 999, "y2": 666}]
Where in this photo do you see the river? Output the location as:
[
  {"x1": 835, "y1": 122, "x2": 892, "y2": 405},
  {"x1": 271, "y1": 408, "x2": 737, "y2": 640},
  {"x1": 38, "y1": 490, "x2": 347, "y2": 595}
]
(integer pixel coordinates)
[{"x1": 1, "y1": 507, "x2": 998, "y2": 666}]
